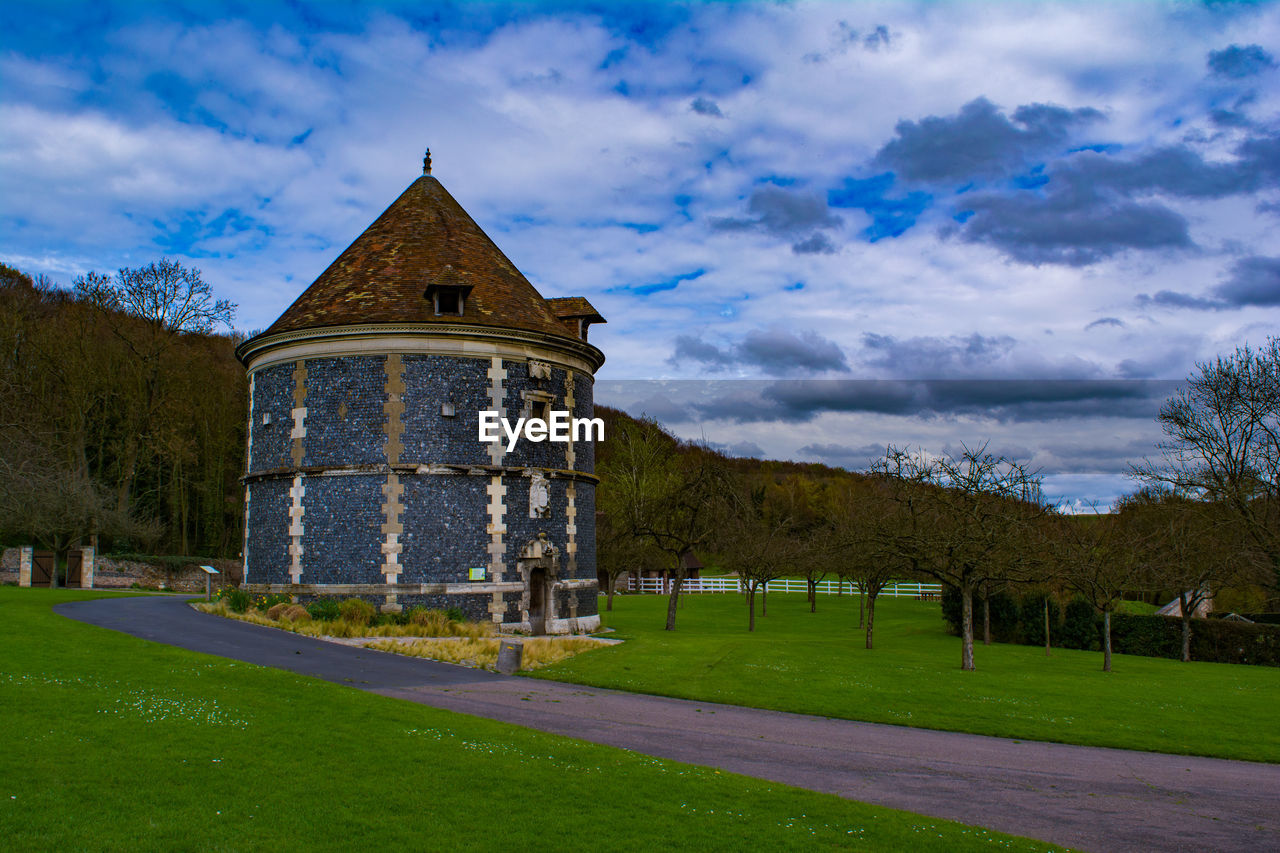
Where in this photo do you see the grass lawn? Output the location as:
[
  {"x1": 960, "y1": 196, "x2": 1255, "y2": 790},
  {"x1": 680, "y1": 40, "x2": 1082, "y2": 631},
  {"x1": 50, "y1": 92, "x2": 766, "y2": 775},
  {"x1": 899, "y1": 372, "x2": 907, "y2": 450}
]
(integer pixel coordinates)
[
  {"x1": 537, "y1": 592, "x2": 1280, "y2": 763},
  {"x1": 0, "y1": 588, "x2": 1061, "y2": 852}
]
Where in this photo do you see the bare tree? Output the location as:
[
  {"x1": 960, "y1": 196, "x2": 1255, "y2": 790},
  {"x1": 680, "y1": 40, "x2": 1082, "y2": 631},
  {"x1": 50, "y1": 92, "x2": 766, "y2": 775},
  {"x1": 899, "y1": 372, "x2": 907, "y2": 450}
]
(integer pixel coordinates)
[
  {"x1": 828, "y1": 477, "x2": 907, "y2": 649},
  {"x1": 596, "y1": 510, "x2": 663, "y2": 611},
  {"x1": 598, "y1": 418, "x2": 725, "y2": 631},
  {"x1": 1134, "y1": 339, "x2": 1280, "y2": 594},
  {"x1": 716, "y1": 476, "x2": 793, "y2": 631},
  {"x1": 873, "y1": 443, "x2": 1046, "y2": 671},
  {"x1": 1120, "y1": 490, "x2": 1251, "y2": 662},
  {"x1": 1050, "y1": 505, "x2": 1150, "y2": 671}
]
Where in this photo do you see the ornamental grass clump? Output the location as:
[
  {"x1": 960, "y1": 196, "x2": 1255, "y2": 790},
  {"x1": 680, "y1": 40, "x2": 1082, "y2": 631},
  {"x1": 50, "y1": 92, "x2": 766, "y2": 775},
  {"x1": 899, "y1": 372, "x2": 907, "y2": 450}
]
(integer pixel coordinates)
[
  {"x1": 338, "y1": 597, "x2": 376, "y2": 627},
  {"x1": 365, "y1": 636, "x2": 607, "y2": 671},
  {"x1": 196, "y1": 599, "x2": 495, "y2": 639}
]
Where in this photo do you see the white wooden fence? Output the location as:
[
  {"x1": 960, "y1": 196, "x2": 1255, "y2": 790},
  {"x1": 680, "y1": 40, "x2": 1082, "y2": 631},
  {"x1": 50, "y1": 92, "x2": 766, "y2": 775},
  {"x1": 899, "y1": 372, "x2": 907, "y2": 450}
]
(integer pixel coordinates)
[{"x1": 623, "y1": 576, "x2": 942, "y2": 598}]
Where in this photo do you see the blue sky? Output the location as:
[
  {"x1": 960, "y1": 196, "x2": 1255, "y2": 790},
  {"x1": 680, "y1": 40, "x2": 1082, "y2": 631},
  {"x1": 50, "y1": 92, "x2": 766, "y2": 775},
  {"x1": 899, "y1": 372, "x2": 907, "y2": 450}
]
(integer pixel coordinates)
[{"x1": 4, "y1": 0, "x2": 1280, "y2": 509}]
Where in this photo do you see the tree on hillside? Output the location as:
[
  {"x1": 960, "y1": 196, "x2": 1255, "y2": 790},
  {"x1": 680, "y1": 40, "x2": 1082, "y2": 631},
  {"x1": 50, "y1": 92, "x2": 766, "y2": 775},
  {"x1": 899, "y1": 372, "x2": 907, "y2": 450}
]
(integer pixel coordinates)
[
  {"x1": 716, "y1": 475, "x2": 795, "y2": 631},
  {"x1": 1050, "y1": 506, "x2": 1149, "y2": 672},
  {"x1": 597, "y1": 418, "x2": 726, "y2": 631},
  {"x1": 74, "y1": 259, "x2": 235, "y2": 514},
  {"x1": 873, "y1": 444, "x2": 1046, "y2": 671},
  {"x1": 1134, "y1": 339, "x2": 1280, "y2": 596},
  {"x1": 825, "y1": 476, "x2": 906, "y2": 649},
  {"x1": 1, "y1": 262, "x2": 245, "y2": 558}
]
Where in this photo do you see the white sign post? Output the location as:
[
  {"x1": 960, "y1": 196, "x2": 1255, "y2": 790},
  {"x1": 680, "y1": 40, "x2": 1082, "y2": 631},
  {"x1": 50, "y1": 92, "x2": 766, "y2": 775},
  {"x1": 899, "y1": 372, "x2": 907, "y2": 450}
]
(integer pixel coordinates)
[{"x1": 199, "y1": 565, "x2": 219, "y2": 602}]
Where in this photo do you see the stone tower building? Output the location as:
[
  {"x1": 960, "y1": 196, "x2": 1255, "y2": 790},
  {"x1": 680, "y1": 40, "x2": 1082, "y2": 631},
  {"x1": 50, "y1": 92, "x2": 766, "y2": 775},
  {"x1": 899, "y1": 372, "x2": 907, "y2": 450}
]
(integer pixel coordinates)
[{"x1": 236, "y1": 154, "x2": 606, "y2": 634}]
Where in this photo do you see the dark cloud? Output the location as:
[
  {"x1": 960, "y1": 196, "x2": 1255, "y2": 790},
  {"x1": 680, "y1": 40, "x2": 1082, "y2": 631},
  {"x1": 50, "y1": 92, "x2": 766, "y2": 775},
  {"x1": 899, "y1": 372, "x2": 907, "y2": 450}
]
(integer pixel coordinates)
[
  {"x1": 712, "y1": 186, "x2": 841, "y2": 234},
  {"x1": 691, "y1": 379, "x2": 1171, "y2": 424},
  {"x1": 874, "y1": 97, "x2": 1102, "y2": 183},
  {"x1": 1135, "y1": 290, "x2": 1222, "y2": 310},
  {"x1": 955, "y1": 183, "x2": 1192, "y2": 266},
  {"x1": 711, "y1": 185, "x2": 842, "y2": 253},
  {"x1": 1214, "y1": 255, "x2": 1280, "y2": 306},
  {"x1": 1085, "y1": 317, "x2": 1125, "y2": 330},
  {"x1": 739, "y1": 328, "x2": 849, "y2": 373},
  {"x1": 1064, "y1": 146, "x2": 1259, "y2": 199},
  {"x1": 682, "y1": 379, "x2": 1170, "y2": 426},
  {"x1": 672, "y1": 335, "x2": 734, "y2": 367},
  {"x1": 1136, "y1": 256, "x2": 1280, "y2": 311},
  {"x1": 670, "y1": 328, "x2": 849, "y2": 376},
  {"x1": 859, "y1": 332, "x2": 1017, "y2": 376},
  {"x1": 900, "y1": 104, "x2": 1280, "y2": 265},
  {"x1": 690, "y1": 97, "x2": 723, "y2": 117},
  {"x1": 791, "y1": 233, "x2": 837, "y2": 254},
  {"x1": 1207, "y1": 44, "x2": 1277, "y2": 79}
]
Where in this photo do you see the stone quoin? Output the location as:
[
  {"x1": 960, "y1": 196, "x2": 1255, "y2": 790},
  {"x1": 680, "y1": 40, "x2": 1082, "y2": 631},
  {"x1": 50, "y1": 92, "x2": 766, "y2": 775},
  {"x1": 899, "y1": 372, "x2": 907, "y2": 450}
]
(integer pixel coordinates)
[{"x1": 235, "y1": 151, "x2": 606, "y2": 634}]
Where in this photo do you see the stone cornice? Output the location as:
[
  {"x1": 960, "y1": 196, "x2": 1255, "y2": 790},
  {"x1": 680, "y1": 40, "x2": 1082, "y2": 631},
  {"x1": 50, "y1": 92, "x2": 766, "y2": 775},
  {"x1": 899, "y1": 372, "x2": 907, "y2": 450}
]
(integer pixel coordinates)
[{"x1": 236, "y1": 323, "x2": 605, "y2": 374}]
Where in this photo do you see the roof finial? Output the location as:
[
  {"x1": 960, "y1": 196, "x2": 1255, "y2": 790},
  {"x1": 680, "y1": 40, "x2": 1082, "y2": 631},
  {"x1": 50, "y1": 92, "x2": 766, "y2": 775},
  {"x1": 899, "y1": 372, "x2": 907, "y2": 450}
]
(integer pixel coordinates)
[{"x1": 423, "y1": 148, "x2": 432, "y2": 175}]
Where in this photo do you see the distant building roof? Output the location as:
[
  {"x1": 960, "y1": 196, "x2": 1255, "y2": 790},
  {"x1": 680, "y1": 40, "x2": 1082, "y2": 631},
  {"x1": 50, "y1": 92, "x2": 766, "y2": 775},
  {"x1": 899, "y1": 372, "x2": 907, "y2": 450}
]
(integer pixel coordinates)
[{"x1": 262, "y1": 169, "x2": 596, "y2": 341}]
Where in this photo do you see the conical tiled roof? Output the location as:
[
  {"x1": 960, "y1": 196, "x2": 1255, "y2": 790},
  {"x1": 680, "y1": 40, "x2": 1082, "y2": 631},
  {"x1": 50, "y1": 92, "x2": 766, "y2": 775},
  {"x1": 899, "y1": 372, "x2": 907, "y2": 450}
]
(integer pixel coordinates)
[{"x1": 264, "y1": 174, "x2": 572, "y2": 339}]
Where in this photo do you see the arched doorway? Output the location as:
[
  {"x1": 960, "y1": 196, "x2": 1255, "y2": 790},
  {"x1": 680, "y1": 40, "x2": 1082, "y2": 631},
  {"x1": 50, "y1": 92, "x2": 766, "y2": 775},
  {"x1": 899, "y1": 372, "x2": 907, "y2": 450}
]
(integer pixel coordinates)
[
  {"x1": 528, "y1": 567, "x2": 547, "y2": 635},
  {"x1": 518, "y1": 533, "x2": 560, "y2": 636}
]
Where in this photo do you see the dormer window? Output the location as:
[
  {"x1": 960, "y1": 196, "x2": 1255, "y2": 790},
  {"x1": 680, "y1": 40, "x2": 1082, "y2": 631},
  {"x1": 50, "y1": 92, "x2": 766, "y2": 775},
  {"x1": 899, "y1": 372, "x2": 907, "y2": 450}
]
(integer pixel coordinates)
[
  {"x1": 545, "y1": 296, "x2": 606, "y2": 342},
  {"x1": 435, "y1": 288, "x2": 461, "y2": 315},
  {"x1": 425, "y1": 282, "x2": 472, "y2": 317}
]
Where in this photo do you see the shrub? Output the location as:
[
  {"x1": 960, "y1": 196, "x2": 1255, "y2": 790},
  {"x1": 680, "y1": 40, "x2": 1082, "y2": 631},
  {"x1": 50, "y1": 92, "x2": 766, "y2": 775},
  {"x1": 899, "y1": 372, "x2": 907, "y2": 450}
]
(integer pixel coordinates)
[
  {"x1": 445, "y1": 606, "x2": 467, "y2": 623},
  {"x1": 222, "y1": 587, "x2": 252, "y2": 614},
  {"x1": 1108, "y1": 613, "x2": 1182, "y2": 659},
  {"x1": 1059, "y1": 598, "x2": 1098, "y2": 651},
  {"x1": 306, "y1": 598, "x2": 341, "y2": 621},
  {"x1": 256, "y1": 593, "x2": 291, "y2": 613},
  {"x1": 338, "y1": 597, "x2": 376, "y2": 626}
]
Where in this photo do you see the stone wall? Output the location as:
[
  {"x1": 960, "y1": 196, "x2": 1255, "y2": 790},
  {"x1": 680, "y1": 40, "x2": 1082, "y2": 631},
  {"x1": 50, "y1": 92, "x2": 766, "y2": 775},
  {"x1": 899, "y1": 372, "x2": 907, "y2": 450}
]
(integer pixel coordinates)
[
  {"x1": 0, "y1": 549, "x2": 239, "y2": 590},
  {"x1": 242, "y1": 347, "x2": 600, "y2": 628}
]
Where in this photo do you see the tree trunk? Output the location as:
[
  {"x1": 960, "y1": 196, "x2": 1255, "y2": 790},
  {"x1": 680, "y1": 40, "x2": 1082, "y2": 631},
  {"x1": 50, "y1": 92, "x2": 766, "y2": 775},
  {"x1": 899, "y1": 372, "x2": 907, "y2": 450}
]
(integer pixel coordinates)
[
  {"x1": 748, "y1": 584, "x2": 756, "y2": 632},
  {"x1": 606, "y1": 575, "x2": 615, "y2": 612},
  {"x1": 808, "y1": 579, "x2": 817, "y2": 613},
  {"x1": 858, "y1": 586, "x2": 864, "y2": 628},
  {"x1": 1044, "y1": 597, "x2": 1051, "y2": 657},
  {"x1": 865, "y1": 593, "x2": 877, "y2": 649},
  {"x1": 664, "y1": 567, "x2": 685, "y2": 631},
  {"x1": 1181, "y1": 611, "x2": 1192, "y2": 663},
  {"x1": 960, "y1": 584, "x2": 976, "y2": 671},
  {"x1": 983, "y1": 593, "x2": 991, "y2": 646},
  {"x1": 761, "y1": 582, "x2": 768, "y2": 617},
  {"x1": 1102, "y1": 609, "x2": 1112, "y2": 673}
]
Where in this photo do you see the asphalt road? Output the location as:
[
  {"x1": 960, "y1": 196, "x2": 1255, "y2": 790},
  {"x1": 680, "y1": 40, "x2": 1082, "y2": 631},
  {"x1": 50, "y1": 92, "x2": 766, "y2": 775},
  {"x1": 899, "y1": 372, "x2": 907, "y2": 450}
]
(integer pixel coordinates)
[{"x1": 58, "y1": 595, "x2": 1280, "y2": 853}]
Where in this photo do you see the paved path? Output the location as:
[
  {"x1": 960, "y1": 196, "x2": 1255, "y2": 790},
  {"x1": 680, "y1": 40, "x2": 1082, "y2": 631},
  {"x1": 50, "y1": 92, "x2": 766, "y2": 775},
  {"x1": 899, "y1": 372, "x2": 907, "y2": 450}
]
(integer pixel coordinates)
[{"x1": 59, "y1": 595, "x2": 1279, "y2": 853}]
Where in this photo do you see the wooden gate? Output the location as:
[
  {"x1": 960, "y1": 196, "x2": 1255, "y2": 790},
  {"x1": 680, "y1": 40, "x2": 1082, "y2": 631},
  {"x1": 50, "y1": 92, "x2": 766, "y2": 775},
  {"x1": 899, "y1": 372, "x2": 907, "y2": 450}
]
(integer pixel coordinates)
[
  {"x1": 30, "y1": 551, "x2": 84, "y2": 587},
  {"x1": 32, "y1": 551, "x2": 54, "y2": 587},
  {"x1": 66, "y1": 552, "x2": 82, "y2": 587}
]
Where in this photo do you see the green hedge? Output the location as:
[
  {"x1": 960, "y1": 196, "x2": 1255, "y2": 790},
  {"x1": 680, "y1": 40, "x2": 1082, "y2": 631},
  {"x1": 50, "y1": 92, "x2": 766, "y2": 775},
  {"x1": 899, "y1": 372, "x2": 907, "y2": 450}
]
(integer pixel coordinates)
[{"x1": 941, "y1": 586, "x2": 1280, "y2": 666}]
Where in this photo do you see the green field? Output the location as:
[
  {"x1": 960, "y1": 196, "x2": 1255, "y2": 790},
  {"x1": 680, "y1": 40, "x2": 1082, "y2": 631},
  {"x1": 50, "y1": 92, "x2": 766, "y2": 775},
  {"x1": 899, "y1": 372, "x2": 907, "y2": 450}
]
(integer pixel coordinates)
[
  {"x1": 538, "y1": 592, "x2": 1280, "y2": 763},
  {"x1": 0, "y1": 588, "x2": 1061, "y2": 851}
]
